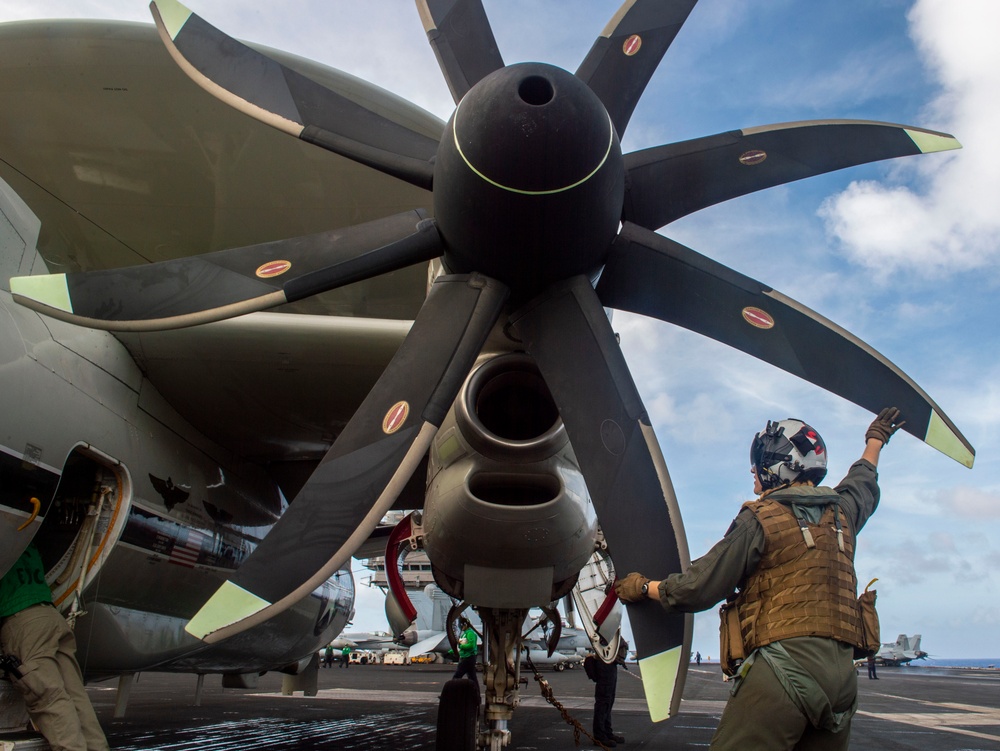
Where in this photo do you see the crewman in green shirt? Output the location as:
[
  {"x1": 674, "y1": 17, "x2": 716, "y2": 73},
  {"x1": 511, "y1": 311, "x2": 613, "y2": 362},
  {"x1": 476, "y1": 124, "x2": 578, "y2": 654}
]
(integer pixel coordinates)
[
  {"x1": 617, "y1": 409, "x2": 903, "y2": 750},
  {"x1": 452, "y1": 617, "x2": 479, "y2": 681},
  {"x1": 0, "y1": 543, "x2": 109, "y2": 751}
]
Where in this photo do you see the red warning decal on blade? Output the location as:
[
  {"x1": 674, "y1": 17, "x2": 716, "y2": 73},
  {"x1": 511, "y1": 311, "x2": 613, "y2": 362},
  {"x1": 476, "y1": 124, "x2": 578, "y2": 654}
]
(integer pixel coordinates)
[
  {"x1": 739, "y1": 149, "x2": 767, "y2": 166},
  {"x1": 623, "y1": 35, "x2": 642, "y2": 56},
  {"x1": 382, "y1": 401, "x2": 410, "y2": 435},
  {"x1": 742, "y1": 307, "x2": 775, "y2": 329},
  {"x1": 256, "y1": 260, "x2": 292, "y2": 278}
]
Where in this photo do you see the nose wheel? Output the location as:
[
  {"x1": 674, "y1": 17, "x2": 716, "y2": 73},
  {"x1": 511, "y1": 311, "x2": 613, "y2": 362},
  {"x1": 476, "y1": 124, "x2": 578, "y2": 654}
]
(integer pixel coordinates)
[{"x1": 437, "y1": 678, "x2": 480, "y2": 751}]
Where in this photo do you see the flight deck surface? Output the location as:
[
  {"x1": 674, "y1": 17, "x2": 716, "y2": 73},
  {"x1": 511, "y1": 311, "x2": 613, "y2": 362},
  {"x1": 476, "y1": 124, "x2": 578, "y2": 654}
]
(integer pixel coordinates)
[{"x1": 4, "y1": 662, "x2": 998, "y2": 750}]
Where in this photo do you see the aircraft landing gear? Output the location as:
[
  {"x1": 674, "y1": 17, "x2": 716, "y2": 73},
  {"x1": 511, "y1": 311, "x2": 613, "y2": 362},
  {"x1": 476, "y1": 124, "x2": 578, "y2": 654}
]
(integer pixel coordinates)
[
  {"x1": 479, "y1": 608, "x2": 526, "y2": 750},
  {"x1": 434, "y1": 607, "x2": 525, "y2": 751}
]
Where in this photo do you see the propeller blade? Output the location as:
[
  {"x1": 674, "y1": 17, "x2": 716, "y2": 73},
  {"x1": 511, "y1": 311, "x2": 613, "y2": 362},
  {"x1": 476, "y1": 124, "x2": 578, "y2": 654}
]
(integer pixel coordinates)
[
  {"x1": 185, "y1": 273, "x2": 508, "y2": 643},
  {"x1": 510, "y1": 276, "x2": 691, "y2": 722},
  {"x1": 11, "y1": 211, "x2": 441, "y2": 331},
  {"x1": 624, "y1": 120, "x2": 961, "y2": 231},
  {"x1": 417, "y1": 0, "x2": 504, "y2": 103},
  {"x1": 150, "y1": 0, "x2": 439, "y2": 189},
  {"x1": 597, "y1": 222, "x2": 975, "y2": 468},
  {"x1": 576, "y1": 0, "x2": 699, "y2": 138}
]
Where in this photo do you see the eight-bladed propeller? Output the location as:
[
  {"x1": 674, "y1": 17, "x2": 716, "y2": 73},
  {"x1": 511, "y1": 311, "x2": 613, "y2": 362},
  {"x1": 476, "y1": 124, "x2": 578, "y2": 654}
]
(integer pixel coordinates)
[{"x1": 11, "y1": 0, "x2": 974, "y2": 721}]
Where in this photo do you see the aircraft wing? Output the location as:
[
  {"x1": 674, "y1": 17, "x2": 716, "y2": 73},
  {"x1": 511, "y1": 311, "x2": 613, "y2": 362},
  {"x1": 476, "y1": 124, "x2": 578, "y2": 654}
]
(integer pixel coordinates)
[
  {"x1": 0, "y1": 19, "x2": 440, "y2": 471},
  {"x1": 0, "y1": 19, "x2": 436, "y2": 320},
  {"x1": 116, "y1": 312, "x2": 411, "y2": 470},
  {"x1": 408, "y1": 631, "x2": 450, "y2": 658}
]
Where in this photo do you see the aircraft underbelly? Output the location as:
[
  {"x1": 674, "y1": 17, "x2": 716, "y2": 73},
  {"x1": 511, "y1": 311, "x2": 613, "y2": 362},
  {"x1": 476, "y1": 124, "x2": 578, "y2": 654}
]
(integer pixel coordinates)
[{"x1": 74, "y1": 573, "x2": 353, "y2": 677}]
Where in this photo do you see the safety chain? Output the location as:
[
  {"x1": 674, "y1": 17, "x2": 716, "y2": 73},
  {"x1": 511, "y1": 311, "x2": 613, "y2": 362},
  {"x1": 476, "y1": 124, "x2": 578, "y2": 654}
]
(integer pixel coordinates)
[{"x1": 525, "y1": 654, "x2": 610, "y2": 751}]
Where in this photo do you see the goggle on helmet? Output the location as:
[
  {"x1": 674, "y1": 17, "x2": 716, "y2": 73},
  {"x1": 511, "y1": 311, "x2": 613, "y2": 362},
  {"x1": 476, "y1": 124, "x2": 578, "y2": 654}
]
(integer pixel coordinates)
[{"x1": 750, "y1": 419, "x2": 828, "y2": 491}]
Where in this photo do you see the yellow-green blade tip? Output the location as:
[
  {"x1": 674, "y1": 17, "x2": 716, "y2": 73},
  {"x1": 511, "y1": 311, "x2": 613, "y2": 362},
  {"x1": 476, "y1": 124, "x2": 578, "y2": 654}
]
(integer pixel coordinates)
[
  {"x1": 151, "y1": 0, "x2": 193, "y2": 40},
  {"x1": 10, "y1": 274, "x2": 72, "y2": 314},
  {"x1": 185, "y1": 581, "x2": 271, "y2": 641},
  {"x1": 905, "y1": 129, "x2": 962, "y2": 154},
  {"x1": 925, "y1": 410, "x2": 975, "y2": 468},
  {"x1": 638, "y1": 646, "x2": 683, "y2": 722}
]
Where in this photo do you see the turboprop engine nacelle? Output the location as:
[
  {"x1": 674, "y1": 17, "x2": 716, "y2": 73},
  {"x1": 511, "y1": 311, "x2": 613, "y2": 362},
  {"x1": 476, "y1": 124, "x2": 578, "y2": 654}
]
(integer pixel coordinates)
[{"x1": 422, "y1": 353, "x2": 598, "y2": 609}]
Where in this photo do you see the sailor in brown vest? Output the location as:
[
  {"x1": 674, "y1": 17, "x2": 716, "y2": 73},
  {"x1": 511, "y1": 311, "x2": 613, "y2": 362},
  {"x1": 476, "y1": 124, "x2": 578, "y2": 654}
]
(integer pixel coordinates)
[{"x1": 616, "y1": 408, "x2": 903, "y2": 750}]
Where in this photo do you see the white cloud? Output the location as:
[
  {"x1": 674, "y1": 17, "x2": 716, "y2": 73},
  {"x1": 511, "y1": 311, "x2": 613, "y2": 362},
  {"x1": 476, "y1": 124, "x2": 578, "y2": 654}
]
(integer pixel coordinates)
[
  {"x1": 819, "y1": 0, "x2": 1000, "y2": 278},
  {"x1": 861, "y1": 535, "x2": 968, "y2": 586},
  {"x1": 931, "y1": 485, "x2": 1000, "y2": 519}
]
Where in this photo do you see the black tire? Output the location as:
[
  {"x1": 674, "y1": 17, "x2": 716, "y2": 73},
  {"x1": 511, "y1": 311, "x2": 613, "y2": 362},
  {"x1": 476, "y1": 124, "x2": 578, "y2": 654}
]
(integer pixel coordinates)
[{"x1": 437, "y1": 678, "x2": 479, "y2": 751}]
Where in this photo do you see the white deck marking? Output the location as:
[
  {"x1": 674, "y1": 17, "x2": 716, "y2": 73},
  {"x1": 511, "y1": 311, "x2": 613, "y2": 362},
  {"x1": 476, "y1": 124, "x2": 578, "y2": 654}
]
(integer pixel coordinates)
[{"x1": 857, "y1": 697, "x2": 1000, "y2": 743}]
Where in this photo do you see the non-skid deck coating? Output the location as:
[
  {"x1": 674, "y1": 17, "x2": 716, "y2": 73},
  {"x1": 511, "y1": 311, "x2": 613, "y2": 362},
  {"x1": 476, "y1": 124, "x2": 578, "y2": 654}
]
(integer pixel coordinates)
[{"x1": 3, "y1": 662, "x2": 998, "y2": 750}]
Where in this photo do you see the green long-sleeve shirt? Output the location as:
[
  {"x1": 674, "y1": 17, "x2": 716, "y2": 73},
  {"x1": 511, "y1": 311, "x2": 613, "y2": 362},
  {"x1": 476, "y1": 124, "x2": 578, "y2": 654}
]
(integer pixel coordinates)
[{"x1": 457, "y1": 627, "x2": 478, "y2": 658}]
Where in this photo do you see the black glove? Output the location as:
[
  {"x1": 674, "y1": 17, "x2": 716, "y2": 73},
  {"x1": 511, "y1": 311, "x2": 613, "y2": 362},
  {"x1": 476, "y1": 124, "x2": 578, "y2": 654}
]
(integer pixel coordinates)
[{"x1": 866, "y1": 407, "x2": 905, "y2": 445}]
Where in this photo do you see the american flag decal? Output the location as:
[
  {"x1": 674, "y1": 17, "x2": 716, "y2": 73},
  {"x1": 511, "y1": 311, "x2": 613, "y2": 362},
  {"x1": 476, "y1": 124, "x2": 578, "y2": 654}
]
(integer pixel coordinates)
[{"x1": 170, "y1": 529, "x2": 207, "y2": 568}]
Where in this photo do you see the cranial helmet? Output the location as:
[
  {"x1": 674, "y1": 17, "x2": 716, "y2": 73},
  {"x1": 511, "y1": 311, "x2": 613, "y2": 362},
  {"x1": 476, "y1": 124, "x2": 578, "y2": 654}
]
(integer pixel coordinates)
[{"x1": 750, "y1": 419, "x2": 827, "y2": 491}]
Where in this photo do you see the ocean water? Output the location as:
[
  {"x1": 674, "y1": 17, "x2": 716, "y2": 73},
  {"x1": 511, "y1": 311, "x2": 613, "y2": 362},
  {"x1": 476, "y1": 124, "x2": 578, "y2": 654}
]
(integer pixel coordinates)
[{"x1": 916, "y1": 658, "x2": 1000, "y2": 669}]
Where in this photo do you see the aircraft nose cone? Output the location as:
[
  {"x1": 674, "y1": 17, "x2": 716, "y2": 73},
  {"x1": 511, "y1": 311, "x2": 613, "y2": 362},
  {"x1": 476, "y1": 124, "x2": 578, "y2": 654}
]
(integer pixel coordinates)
[{"x1": 452, "y1": 62, "x2": 617, "y2": 194}]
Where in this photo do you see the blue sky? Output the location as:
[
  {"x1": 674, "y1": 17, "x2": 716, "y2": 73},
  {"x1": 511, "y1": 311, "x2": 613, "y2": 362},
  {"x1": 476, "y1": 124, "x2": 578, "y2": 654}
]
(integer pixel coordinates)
[{"x1": 2, "y1": 1, "x2": 997, "y2": 660}]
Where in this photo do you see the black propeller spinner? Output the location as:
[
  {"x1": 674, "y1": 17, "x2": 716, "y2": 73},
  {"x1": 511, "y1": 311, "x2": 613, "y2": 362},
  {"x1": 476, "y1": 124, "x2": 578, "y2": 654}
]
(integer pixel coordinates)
[
  {"x1": 10, "y1": 0, "x2": 973, "y2": 720},
  {"x1": 434, "y1": 63, "x2": 624, "y2": 295}
]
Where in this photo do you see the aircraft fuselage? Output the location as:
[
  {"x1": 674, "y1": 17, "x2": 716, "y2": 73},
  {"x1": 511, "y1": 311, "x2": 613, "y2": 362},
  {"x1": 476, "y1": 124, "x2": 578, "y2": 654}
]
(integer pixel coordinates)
[{"x1": 0, "y1": 180, "x2": 350, "y2": 678}]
